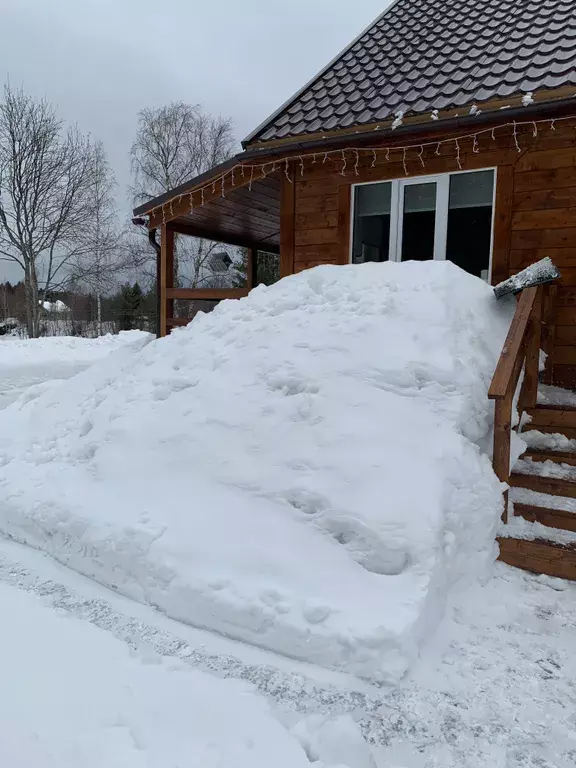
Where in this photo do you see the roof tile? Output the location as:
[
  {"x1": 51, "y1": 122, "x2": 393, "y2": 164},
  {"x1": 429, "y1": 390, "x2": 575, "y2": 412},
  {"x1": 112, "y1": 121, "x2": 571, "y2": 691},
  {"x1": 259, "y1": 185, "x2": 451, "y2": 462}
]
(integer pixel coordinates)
[{"x1": 249, "y1": 0, "x2": 576, "y2": 143}]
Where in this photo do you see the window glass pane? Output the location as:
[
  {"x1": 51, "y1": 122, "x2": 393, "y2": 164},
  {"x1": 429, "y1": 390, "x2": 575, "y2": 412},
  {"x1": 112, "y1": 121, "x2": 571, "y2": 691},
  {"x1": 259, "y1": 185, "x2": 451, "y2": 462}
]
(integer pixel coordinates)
[
  {"x1": 352, "y1": 182, "x2": 392, "y2": 263},
  {"x1": 449, "y1": 170, "x2": 494, "y2": 209},
  {"x1": 401, "y1": 182, "x2": 436, "y2": 261},
  {"x1": 447, "y1": 171, "x2": 495, "y2": 280},
  {"x1": 356, "y1": 183, "x2": 391, "y2": 216},
  {"x1": 404, "y1": 183, "x2": 437, "y2": 213}
]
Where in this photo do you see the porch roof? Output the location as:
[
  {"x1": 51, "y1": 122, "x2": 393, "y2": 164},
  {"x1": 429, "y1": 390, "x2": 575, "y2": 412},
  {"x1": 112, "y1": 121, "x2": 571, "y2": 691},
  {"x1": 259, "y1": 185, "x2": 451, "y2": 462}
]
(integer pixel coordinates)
[{"x1": 133, "y1": 157, "x2": 281, "y2": 253}]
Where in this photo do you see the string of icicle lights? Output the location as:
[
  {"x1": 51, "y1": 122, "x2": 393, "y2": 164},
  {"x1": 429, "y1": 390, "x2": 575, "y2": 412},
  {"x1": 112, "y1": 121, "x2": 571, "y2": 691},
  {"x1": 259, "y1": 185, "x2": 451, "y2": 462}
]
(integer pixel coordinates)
[{"x1": 151, "y1": 114, "x2": 574, "y2": 224}]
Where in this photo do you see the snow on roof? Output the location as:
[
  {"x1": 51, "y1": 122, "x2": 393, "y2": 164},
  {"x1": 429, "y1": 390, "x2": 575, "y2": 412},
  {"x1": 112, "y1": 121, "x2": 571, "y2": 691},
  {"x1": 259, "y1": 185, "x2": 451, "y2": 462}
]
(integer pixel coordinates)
[
  {"x1": 0, "y1": 261, "x2": 514, "y2": 682},
  {"x1": 41, "y1": 299, "x2": 69, "y2": 313}
]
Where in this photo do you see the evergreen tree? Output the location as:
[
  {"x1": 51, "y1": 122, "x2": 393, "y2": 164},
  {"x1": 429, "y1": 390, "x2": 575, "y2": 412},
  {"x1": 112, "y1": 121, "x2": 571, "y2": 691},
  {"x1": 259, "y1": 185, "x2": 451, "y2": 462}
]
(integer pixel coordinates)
[
  {"x1": 118, "y1": 282, "x2": 144, "y2": 330},
  {"x1": 233, "y1": 249, "x2": 280, "y2": 288}
]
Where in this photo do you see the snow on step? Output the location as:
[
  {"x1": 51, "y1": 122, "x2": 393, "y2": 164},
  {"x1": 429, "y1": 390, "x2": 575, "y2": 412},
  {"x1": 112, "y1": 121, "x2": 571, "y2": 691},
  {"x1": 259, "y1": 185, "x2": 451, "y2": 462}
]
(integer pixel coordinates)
[
  {"x1": 514, "y1": 457, "x2": 576, "y2": 481},
  {"x1": 523, "y1": 449, "x2": 576, "y2": 468},
  {"x1": 521, "y1": 429, "x2": 576, "y2": 454},
  {"x1": 511, "y1": 487, "x2": 576, "y2": 514},
  {"x1": 500, "y1": 516, "x2": 576, "y2": 548},
  {"x1": 537, "y1": 384, "x2": 576, "y2": 408},
  {"x1": 0, "y1": 262, "x2": 514, "y2": 683}
]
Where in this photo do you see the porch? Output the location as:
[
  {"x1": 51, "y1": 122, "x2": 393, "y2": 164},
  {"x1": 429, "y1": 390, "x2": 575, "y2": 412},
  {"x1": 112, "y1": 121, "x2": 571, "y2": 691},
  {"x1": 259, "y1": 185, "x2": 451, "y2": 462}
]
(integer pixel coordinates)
[{"x1": 134, "y1": 161, "x2": 284, "y2": 337}]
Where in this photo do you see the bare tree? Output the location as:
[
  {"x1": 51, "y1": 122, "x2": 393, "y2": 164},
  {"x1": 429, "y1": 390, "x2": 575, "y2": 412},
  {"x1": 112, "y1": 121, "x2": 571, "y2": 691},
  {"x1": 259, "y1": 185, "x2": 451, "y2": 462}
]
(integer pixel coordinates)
[
  {"x1": 130, "y1": 101, "x2": 236, "y2": 287},
  {"x1": 70, "y1": 142, "x2": 125, "y2": 335},
  {"x1": 0, "y1": 84, "x2": 100, "y2": 337}
]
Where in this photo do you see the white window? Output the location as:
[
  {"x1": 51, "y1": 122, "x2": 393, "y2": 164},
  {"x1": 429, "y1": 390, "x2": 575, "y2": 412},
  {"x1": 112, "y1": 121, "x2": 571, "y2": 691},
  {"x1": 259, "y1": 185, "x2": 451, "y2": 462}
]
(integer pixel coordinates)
[{"x1": 351, "y1": 169, "x2": 496, "y2": 280}]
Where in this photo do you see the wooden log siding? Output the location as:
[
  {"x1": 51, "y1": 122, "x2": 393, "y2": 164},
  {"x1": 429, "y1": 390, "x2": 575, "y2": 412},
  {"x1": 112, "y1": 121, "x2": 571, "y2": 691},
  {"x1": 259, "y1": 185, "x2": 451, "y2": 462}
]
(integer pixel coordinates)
[{"x1": 289, "y1": 118, "x2": 576, "y2": 387}]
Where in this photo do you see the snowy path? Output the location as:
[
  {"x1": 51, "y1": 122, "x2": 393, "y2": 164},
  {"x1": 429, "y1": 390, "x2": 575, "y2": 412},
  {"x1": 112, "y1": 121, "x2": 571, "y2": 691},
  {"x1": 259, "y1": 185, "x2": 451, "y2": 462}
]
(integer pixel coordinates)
[
  {"x1": 0, "y1": 535, "x2": 346, "y2": 768},
  {"x1": 1, "y1": 535, "x2": 575, "y2": 768}
]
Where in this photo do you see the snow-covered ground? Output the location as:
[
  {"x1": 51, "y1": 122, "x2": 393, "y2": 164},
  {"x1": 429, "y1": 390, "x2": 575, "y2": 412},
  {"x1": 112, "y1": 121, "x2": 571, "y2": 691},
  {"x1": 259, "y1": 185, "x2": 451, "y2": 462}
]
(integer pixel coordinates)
[
  {"x1": 0, "y1": 568, "x2": 317, "y2": 768},
  {"x1": 1, "y1": 533, "x2": 574, "y2": 768},
  {"x1": 0, "y1": 262, "x2": 514, "y2": 682},
  {"x1": 0, "y1": 331, "x2": 151, "y2": 409}
]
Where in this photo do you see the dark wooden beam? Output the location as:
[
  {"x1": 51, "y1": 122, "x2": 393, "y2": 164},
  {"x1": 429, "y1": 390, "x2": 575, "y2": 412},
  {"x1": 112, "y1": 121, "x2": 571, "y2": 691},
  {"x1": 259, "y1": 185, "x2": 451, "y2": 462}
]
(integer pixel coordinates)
[
  {"x1": 246, "y1": 247, "x2": 258, "y2": 289},
  {"x1": 206, "y1": 195, "x2": 280, "y2": 227},
  {"x1": 337, "y1": 184, "x2": 352, "y2": 264},
  {"x1": 148, "y1": 167, "x2": 281, "y2": 229},
  {"x1": 166, "y1": 317, "x2": 191, "y2": 327},
  {"x1": 167, "y1": 221, "x2": 280, "y2": 253},
  {"x1": 491, "y1": 164, "x2": 514, "y2": 286},
  {"x1": 160, "y1": 225, "x2": 174, "y2": 337},
  {"x1": 166, "y1": 288, "x2": 250, "y2": 300},
  {"x1": 280, "y1": 160, "x2": 295, "y2": 277},
  {"x1": 181, "y1": 202, "x2": 280, "y2": 235}
]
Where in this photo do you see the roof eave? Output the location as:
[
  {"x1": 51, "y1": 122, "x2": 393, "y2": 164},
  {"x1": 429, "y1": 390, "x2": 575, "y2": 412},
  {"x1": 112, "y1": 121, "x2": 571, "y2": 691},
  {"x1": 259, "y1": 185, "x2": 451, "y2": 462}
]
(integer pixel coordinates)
[
  {"x1": 132, "y1": 156, "x2": 245, "y2": 217},
  {"x1": 242, "y1": 97, "x2": 576, "y2": 158},
  {"x1": 134, "y1": 97, "x2": 576, "y2": 221}
]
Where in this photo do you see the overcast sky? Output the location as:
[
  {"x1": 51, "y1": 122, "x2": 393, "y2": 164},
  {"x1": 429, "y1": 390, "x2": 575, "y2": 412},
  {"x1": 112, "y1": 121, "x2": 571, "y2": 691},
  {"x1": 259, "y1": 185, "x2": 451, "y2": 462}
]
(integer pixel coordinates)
[{"x1": 1, "y1": 0, "x2": 391, "y2": 281}]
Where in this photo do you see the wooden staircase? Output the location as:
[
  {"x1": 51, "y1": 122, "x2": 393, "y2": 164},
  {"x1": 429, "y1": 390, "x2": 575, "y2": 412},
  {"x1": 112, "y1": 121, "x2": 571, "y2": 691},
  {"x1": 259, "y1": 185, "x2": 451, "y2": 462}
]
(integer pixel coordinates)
[
  {"x1": 488, "y1": 284, "x2": 576, "y2": 581},
  {"x1": 500, "y1": 402, "x2": 576, "y2": 580}
]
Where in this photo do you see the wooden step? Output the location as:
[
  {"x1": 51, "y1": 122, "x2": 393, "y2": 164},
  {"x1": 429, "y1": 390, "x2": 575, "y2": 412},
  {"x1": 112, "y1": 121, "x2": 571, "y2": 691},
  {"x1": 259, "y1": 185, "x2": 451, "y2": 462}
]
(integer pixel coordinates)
[
  {"x1": 514, "y1": 502, "x2": 576, "y2": 532},
  {"x1": 525, "y1": 405, "x2": 576, "y2": 428},
  {"x1": 524, "y1": 406, "x2": 576, "y2": 439},
  {"x1": 498, "y1": 536, "x2": 576, "y2": 581},
  {"x1": 509, "y1": 472, "x2": 576, "y2": 498},
  {"x1": 523, "y1": 449, "x2": 576, "y2": 467}
]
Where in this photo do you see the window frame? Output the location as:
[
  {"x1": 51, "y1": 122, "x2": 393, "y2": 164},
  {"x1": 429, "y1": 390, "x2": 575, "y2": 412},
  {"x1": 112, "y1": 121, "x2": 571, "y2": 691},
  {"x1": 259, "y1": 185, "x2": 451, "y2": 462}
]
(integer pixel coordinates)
[{"x1": 349, "y1": 166, "x2": 498, "y2": 279}]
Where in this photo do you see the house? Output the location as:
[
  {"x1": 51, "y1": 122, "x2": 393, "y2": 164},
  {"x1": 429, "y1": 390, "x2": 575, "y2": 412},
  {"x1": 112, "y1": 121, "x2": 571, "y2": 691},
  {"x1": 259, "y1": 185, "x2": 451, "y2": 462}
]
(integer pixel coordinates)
[{"x1": 133, "y1": 0, "x2": 576, "y2": 580}]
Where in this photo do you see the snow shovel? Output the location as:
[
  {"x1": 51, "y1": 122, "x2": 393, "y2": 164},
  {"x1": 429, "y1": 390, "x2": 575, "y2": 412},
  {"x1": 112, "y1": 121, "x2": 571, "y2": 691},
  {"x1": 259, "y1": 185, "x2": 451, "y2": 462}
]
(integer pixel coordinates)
[{"x1": 493, "y1": 257, "x2": 560, "y2": 299}]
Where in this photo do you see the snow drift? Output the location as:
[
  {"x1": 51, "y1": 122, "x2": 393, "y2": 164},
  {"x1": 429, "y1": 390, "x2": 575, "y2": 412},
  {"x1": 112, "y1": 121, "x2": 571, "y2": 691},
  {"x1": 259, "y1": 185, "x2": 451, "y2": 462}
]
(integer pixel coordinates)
[
  {"x1": 0, "y1": 262, "x2": 513, "y2": 682},
  {"x1": 0, "y1": 331, "x2": 151, "y2": 409}
]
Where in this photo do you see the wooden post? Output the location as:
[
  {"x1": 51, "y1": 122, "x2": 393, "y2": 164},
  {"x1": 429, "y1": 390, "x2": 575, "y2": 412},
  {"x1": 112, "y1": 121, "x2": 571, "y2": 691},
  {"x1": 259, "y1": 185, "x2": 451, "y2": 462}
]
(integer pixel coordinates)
[
  {"x1": 337, "y1": 184, "x2": 351, "y2": 265},
  {"x1": 520, "y1": 286, "x2": 542, "y2": 410},
  {"x1": 246, "y1": 247, "x2": 258, "y2": 289},
  {"x1": 160, "y1": 225, "x2": 174, "y2": 337},
  {"x1": 490, "y1": 165, "x2": 514, "y2": 287},
  {"x1": 493, "y1": 394, "x2": 512, "y2": 523},
  {"x1": 541, "y1": 284, "x2": 558, "y2": 386},
  {"x1": 280, "y1": 162, "x2": 295, "y2": 278}
]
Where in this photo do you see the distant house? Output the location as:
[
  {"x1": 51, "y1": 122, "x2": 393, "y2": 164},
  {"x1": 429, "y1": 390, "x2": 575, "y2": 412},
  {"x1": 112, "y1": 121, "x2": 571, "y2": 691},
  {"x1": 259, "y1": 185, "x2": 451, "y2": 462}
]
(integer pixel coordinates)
[{"x1": 134, "y1": 1, "x2": 576, "y2": 578}]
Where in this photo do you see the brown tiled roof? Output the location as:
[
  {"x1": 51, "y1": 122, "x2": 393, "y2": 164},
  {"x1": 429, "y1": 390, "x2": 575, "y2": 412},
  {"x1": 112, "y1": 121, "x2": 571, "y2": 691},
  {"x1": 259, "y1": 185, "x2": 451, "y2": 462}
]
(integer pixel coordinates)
[{"x1": 245, "y1": 0, "x2": 576, "y2": 146}]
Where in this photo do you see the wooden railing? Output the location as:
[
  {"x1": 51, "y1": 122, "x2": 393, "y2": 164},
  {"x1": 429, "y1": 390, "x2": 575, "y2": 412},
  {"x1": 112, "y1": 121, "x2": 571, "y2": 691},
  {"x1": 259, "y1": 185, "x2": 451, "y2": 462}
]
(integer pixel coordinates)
[{"x1": 488, "y1": 283, "x2": 556, "y2": 522}]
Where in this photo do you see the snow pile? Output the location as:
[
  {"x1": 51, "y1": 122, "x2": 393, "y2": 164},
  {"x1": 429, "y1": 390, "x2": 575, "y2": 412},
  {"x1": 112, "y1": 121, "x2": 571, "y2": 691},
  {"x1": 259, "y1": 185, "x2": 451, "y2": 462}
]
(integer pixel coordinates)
[
  {"x1": 0, "y1": 331, "x2": 151, "y2": 409},
  {"x1": 0, "y1": 261, "x2": 514, "y2": 682},
  {"x1": 0, "y1": 582, "x2": 322, "y2": 768}
]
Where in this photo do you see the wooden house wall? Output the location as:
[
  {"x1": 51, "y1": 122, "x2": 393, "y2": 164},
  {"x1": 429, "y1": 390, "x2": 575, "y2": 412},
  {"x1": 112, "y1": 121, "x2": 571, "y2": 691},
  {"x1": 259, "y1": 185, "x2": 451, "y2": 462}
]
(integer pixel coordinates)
[{"x1": 279, "y1": 119, "x2": 576, "y2": 388}]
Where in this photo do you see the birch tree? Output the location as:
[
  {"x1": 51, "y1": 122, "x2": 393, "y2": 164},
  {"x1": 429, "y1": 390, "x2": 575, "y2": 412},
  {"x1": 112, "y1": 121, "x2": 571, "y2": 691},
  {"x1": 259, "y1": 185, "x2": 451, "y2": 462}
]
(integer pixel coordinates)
[
  {"x1": 71, "y1": 142, "x2": 123, "y2": 335},
  {"x1": 130, "y1": 102, "x2": 236, "y2": 287},
  {"x1": 0, "y1": 84, "x2": 99, "y2": 337}
]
